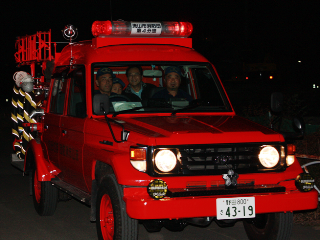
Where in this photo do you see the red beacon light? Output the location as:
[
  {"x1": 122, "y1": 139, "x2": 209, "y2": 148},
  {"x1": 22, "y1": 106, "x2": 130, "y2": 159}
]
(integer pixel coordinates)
[{"x1": 91, "y1": 20, "x2": 193, "y2": 38}]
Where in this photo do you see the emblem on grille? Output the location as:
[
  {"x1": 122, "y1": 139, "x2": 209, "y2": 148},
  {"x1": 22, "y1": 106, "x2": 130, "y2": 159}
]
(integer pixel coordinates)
[{"x1": 222, "y1": 169, "x2": 239, "y2": 188}]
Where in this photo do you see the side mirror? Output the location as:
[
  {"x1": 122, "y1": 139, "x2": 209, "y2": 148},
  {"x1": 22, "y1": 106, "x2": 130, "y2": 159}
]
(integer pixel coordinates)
[
  {"x1": 93, "y1": 94, "x2": 110, "y2": 115},
  {"x1": 271, "y1": 92, "x2": 283, "y2": 113},
  {"x1": 293, "y1": 117, "x2": 305, "y2": 136},
  {"x1": 281, "y1": 117, "x2": 305, "y2": 142}
]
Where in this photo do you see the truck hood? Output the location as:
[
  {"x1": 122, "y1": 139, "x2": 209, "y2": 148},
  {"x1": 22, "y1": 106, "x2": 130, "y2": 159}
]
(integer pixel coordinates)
[{"x1": 120, "y1": 115, "x2": 283, "y2": 145}]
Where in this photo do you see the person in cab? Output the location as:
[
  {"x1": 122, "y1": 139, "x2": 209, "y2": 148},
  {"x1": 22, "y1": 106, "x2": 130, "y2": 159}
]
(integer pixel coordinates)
[
  {"x1": 111, "y1": 77, "x2": 125, "y2": 95},
  {"x1": 94, "y1": 67, "x2": 115, "y2": 96},
  {"x1": 123, "y1": 66, "x2": 156, "y2": 101},
  {"x1": 152, "y1": 66, "x2": 193, "y2": 102}
]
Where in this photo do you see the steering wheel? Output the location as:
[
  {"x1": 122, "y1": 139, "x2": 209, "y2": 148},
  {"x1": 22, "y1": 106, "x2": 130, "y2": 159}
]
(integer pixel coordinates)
[{"x1": 109, "y1": 94, "x2": 131, "y2": 102}]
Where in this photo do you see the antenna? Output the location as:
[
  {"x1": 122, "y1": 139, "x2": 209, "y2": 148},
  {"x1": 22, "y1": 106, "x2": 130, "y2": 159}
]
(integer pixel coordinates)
[
  {"x1": 110, "y1": 0, "x2": 113, "y2": 21},
  {"x1": 62, "y1": 24, "x2": 78, "y2": 41},
  {"x1": 62, "y1": 25, "x2": 78, "y2": 65}
]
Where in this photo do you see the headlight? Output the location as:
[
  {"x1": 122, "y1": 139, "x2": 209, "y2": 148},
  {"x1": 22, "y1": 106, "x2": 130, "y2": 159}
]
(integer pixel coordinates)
[
  {"x1": 259, "y1": 146, "x2": 280, "y2": 168},
  {"x1": 155, "y1": 150, "x2": 177, "y2": 172}
]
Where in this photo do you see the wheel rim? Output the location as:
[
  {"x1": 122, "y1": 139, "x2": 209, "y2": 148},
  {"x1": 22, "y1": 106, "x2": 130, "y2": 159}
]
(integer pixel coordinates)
[
  {"x1": 100, "y1": 194, "x2": 114, "y2": 239},
  {"x1": 33, "y1": 169, "x2": 41, "y2": 203}
]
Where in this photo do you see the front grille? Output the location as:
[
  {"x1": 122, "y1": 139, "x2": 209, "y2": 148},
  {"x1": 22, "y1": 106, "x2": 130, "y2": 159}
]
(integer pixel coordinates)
[
  {"x1": 180, "y1": 145, "x2": 260, "y2": 175},
  {"x1": 148, "y1": 143, "x2": 286, "y2": 176}
]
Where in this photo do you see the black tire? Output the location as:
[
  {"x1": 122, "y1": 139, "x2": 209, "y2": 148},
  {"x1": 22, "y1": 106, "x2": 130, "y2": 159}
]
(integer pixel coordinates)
[
  {"x1": 32, "y1": 167, "x2": 58, "y2": 216},
  {"x1": 96, "y1": 174, "x2": 138, "y2": 240},
  {"x1": 243, "y1": 212, "x2": 293, "y2": 240}
]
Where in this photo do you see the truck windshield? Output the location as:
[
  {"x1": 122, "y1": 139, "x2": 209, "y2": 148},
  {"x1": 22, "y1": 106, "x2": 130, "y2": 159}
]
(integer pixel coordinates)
[{"x1": 92, "y1": 63, "x2": 232, "y2": 114}]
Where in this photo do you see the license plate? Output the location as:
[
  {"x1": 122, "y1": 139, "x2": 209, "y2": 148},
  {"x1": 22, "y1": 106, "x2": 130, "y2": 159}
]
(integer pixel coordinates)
[{"x1": 216, "y1": 197, "x2": 255, "y2": 220}]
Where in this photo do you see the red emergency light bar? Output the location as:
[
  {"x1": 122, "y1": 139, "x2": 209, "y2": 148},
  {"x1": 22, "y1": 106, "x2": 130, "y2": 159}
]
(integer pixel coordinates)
[{"x1": 92, "y1": 21, "x2": 193, "y2": 38}]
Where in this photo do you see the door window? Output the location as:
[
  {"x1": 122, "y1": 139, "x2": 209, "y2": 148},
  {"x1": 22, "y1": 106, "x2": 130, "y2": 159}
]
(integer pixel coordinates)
[
  {"x1": 50, "y1": 67, "x2": 69, "y2": 114},
  {"x1": 67, "y1": 67, "x2": 86, "y2": 118}
]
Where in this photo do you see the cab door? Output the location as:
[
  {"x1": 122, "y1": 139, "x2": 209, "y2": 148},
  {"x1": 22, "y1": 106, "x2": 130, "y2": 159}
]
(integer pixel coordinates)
[
  {"x1": 42, "y1": 68, "x2": 69, "y2": 169},
  {"x1": 59, "y1": 67, "x2": 88, "y2": 191}
]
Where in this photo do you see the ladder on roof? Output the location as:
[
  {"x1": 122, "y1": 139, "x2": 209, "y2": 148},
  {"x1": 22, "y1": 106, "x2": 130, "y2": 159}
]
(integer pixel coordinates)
[{"x1": 14, "y1": 30, "x2": 57, "y2": 77}]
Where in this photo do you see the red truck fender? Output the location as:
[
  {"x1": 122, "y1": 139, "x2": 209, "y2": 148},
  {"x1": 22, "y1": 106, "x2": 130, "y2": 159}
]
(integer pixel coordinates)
[{"x1": 26, "y1": 139, "x2": 61, "y2": 181}]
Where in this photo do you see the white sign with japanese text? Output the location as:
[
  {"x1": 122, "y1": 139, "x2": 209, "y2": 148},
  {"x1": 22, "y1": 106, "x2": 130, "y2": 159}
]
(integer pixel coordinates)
[{"x1": 131, "y1": 22, "x2": 162, "y2": 35}]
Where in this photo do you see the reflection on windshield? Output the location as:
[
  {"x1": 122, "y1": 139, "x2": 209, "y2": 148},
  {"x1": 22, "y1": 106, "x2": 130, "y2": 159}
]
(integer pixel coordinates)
[{"x1": 92, "y1": 63, "x2": 231, "y2": 114}]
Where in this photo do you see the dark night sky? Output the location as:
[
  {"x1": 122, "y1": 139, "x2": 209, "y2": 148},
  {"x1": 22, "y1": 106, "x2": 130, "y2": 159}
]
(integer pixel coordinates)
[{"x1": 1, "y1": 1, "x2": 320, "y2": 109}]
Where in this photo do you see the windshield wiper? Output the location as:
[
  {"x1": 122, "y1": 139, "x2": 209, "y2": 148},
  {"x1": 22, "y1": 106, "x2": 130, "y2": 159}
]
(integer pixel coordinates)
[{"x1": 112, "y1": 106, "x2": 144, "y2": 117}]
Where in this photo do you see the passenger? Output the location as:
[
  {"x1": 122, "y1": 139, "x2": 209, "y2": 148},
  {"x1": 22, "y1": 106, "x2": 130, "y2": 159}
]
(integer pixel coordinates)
[
  {"x1": 123, "y1": 66, "x2": 156, "y2": 101},
  {"x1": 94, "y1": 67, "x2": 115, "y2": 96},
  {"x1": 152, "y1": 66, "x2": 193, "y2": 102},
  {"x1": 111, "y1": 78, "x2": 125, "y2": 95}
]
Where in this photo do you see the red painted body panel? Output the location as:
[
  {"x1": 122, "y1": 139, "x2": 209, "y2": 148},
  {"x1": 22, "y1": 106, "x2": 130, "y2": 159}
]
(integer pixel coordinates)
[
  {"x1": 27, "y1": 139, "x2": 60, "y2": 181},
  {"x1": 81, "y1": 114, "x2": 285, "y2": 188},
  {"x1": 59, "y1": 116, "x2": 88, "y2": 191},
  {"x1": 123, "y1": 188, "x2": 318, "y2": 219},
  {"x1": 41, "y1": 113, "x2": 61, "y2": 168},
  {"x1": 56, "y1": 42, "x2": 207, "y2": 66},
  {"x1": 83, "y1": 115, "x2": 283, "y2": 153},
  {"x1": 121, "y1": 115, "x2": 284, "y2": 145},
  {"x1": 108, "y1": 152, "x2": 302, "y2": 189},
  {"x1": 92, "y1": 37, "x2": 192, "y2": 48}
]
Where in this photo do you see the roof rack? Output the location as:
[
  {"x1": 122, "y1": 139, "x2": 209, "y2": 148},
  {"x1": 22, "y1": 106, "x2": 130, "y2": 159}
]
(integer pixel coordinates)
[{"x1": 14, "y1": 30, "x2": 58, "y2": 77}]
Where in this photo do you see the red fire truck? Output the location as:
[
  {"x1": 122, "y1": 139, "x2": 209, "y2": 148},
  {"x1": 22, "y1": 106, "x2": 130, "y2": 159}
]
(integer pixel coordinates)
[{"x1": 11, "y1": 21, "x2": 317, "y2": 240}]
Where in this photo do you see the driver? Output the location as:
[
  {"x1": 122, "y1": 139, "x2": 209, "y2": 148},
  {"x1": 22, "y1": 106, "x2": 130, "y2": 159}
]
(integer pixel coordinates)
[
  {"x1": 94, "y1": 67, "x2": 115, "y2": 96},
  {"x1": 152, "y1": 66, "x2": 193, "y2": 102}
]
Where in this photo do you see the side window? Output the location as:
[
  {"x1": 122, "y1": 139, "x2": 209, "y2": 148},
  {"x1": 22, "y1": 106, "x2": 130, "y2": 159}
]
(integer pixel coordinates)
[
  {"x1": 49, "y1": 78, "x2": 67, "y2": 114},
  {"x1": 67, "y1": 67, "x2": 86, "y2": 118},
  {"x1": 192, "y1": 68, "x2": 224, "y2": 106}
]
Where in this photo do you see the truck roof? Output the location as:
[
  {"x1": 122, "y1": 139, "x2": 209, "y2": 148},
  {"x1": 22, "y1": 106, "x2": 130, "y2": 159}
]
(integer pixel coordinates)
[{"x1": 55, "y1": 38, "x2": 208, "y2": 66}]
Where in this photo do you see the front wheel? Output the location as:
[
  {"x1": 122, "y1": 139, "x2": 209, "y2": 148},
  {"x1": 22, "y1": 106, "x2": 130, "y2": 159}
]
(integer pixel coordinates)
[
  {"x1": 243, "y1": 212, "x2": 293, "y2": 240},
  {"x1": 96, "y1": 174, "x2": 138, "y2": 240},
  {"x1": 32, "y1": 167, "x2": 58, "y2": 216}
]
